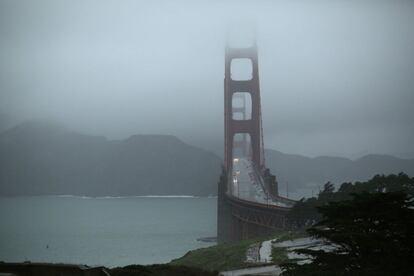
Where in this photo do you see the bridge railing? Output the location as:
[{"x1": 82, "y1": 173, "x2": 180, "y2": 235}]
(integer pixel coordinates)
[{"x1": 226, "y1": 163, "x2": 296, "y2": 208}]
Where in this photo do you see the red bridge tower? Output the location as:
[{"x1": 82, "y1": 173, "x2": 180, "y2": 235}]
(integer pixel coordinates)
[{"x1": 224, "y1": 43, "x2": 265, "y2": 172}]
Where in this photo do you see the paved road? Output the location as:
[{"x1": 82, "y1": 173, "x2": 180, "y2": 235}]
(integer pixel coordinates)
[{"x1": 230, "y1": 158, "x2": 291, "y2": 207}]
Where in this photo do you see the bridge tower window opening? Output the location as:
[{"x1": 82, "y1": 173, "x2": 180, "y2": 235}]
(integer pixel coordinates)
[
  {"x1": 230, "y1": 58, "x2": 253, "y2": 81},
  {"x1": 232, "y1": 133, "x2": 252, "y2": 160},
  {"x1": 232, "y1": 92, "x2": 252, "y2": 120}
]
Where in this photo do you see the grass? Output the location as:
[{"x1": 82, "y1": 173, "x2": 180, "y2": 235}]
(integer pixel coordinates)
[
  {"x1": 109, "y1": 264, "x2": 217, "y2": 276},
  {"x1": 271, "y1": 247, "x2": 289, "y2": 264},
  {"x1": 273, "y1": 230, "x2": 308, "y2": 243},
  {"x1": 170, "y1": 230, "x2": 307, "y2": 272},
  {"x1": 270, "y1": 230, "x2": 308, "y2": 266},
  {"x1": 170, "y1": 238, "x2": 257, "y2": 272}
]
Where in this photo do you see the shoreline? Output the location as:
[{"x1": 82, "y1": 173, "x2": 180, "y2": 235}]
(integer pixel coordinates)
[
  {"x1": 0, "y1": 262, "x2": 217, "y2": 276},
  {"x1": 0, "y1": 195, "x2": 218, "y2": 199}
]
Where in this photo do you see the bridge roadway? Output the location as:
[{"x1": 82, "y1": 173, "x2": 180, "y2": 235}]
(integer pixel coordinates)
[
  {"x1": 218, "y1": 157, "x2": 296, "y2": 241},
  {"x1": 228, "y1": 158, "x2": 293, "y2": 208},
  {"x1": 219, "y1": 42, "x2": 295, "y2": 242}
]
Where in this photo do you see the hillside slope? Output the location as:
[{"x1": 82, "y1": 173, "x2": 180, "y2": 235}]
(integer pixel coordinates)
[
  {"x1": 0, "y1": 121, "x2": 222, "y2": 196},
  {"x1": 0, "y1": 121, "x2": 412, "y2": 197},
  {"x1": 265, "y1": 149, "x2": 414, "y2": 196}
]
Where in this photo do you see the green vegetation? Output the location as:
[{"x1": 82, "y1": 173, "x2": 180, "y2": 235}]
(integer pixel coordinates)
[
  {"x1": 172, "y1": 174, "x2": 414, "y2": 274},
  {"x1": 109, "y1": 264, "x2": 217, "y2": 276},
  {"x1": 274, "y1": 231, "x2": 307, "y2": 242},
  {"x1": 269, "y1": 231, "x2": 308, "y2": 265},
  {"x1": 288, "y1": 173, "x2": 414, "y2": 227},
  {"x1": 170, "y1": 239, "x2": 256, "y2": 271},
  {"x1": 281, "y1": 174, "x2": 414, "y2": 275},
  {"x1": 271, "y1": 247, "x2": 289, "y2": 264},
  {"x1": 171, "y1": 231, "x2": 306, "y2": 272}
]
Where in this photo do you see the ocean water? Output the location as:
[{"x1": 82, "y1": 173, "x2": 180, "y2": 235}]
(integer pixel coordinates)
[{"x1": 0, "y1": 196, "x2": 217, "y2": 267}]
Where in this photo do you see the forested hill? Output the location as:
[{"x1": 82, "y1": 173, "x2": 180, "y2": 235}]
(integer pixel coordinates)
[{"x1": 0, "y1": 121, "x2": 222, "y2": 196}]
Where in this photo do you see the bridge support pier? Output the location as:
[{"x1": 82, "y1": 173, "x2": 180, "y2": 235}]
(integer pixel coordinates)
[
  {"x1": 217, "y1": 172, "x2": 233, "y2": 243},
  {"x1": 218, "y1": 41, "x2": 296, "y2": 243},
  {"x1": 217, "y1": 171, "x2": 291, "y2": 243},
  {"x1": 218, "y1": 202, "x2": 288, "y2": 242}
]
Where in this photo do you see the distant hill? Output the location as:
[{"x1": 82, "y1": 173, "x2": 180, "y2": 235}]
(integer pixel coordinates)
[
  {"x1": 0, "y1": 113, "x2": 15, "y2": 133},
  {"x1": 0, "y1": 121, "x2": 413, "y2": 197},
  {"x1": 265, "y1": 149, "x2": 414, "y2": 197},
  {"x1": 0, "y1": 121, "x2": 222, "y2": 196}
]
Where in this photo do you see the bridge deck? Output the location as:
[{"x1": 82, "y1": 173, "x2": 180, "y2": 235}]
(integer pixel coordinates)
[{"x1": 229, "y1": 158, "x2": 294, "y2": 208}]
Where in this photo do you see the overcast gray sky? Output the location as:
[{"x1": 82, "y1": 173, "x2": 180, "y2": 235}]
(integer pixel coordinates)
[{"x1": 1, "y1": 0, "x2": 413, "y2": 159}]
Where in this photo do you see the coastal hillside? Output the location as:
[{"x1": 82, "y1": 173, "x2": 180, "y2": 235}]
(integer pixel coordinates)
[
  {"x1": 0, "y1": 121, "x2": 413, "y2": 197},
  {"x1": 265, "y1": 149, "x2": 414, "y2": 194},
  {"x1": 0, "y1": 113, "x2": 14, "y2": 133},
  {"x1": 0, "y1": 121, "x2": 222, "y2": 196}
]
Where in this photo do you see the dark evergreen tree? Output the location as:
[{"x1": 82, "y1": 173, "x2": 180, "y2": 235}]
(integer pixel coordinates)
[
  {"x1": 282, "y1": 191, "x2": 414, "y2": 275},
  {"x1": 287, "y1": 173, "x2": 414, "y2": 228}
]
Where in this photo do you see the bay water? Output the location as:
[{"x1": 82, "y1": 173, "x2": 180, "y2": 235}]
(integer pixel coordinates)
[{"x1": 0, "y1": 196, "x2": 217, "y2": 267}]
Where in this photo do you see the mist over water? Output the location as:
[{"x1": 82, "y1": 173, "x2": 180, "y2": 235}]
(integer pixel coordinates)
[
  {"x1": 0, "y1": 196, "x2": 216, "y2": 266},
  {"x1": 0, "y1": 1, "x2": 413, "y2": 272},
  {"x1": 1, "y1": 0, "x2": 413, "y2": 158}
]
